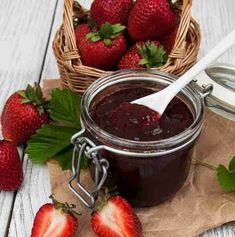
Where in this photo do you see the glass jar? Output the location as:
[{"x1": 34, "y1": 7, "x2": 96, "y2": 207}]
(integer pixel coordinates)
[{"x1": 69, "y1": 69, "x2": 205, "y2": 208}]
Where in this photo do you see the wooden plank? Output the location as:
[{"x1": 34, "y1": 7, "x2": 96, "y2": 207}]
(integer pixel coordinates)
[
  {"x1": 7, "y1": 0, "x2": 65, "y2": 236},
  {"x1": 7, "y1": 0, "x2": 235, "y2": 236},
  {"x1": 0, "y1": 0, "x2": 58, "y2": 236},
  {"x1": 191, "y1": 0, "x2": 235, "y2": 64}
]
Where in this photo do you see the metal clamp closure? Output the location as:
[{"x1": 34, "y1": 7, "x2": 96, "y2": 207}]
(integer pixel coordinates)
[
  {"x1": 201, "y1": 83, "x2": 213, "y2": 98},
  {"x1": 68, "y1": 132, "x2": 109, "y2": 209}
]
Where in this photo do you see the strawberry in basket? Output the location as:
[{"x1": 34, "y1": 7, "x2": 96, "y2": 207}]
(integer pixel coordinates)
[
  {"x1": 128, "y1": 0, "x2": 178, "y2": 41},
  {"x1": 75, "y1": 22, "x2": 127, "y2": 70},
  {"x1": 90, "y1": 0, "x2": 134, "y2": 28},
  {"x1": 118, "y1": 41, "x2": 167, "y2": 69}
]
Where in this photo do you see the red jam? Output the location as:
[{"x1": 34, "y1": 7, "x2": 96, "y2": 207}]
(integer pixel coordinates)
[
  {"x1": 90, "y1": 88, "x2": 193, "y2": 141},
  {"x1": 89, "y1": 87, "x2": 196, "y2": 207}
]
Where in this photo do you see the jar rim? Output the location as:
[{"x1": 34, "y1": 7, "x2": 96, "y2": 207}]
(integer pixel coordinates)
[{"x1": 80, "y1": 69, "x2": 204, "y2": 153}]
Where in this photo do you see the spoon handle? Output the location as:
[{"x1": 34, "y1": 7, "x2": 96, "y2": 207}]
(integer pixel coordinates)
[{"x1": 163, "y1": 28, "x2": 235, "y2": 102}]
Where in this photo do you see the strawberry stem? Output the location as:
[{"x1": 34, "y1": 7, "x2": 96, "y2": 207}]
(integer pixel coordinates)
[
  {"x1": 137, "y1": 41, "x2": 167, "y2": 68},
  {"x1": 18, "y1": 83, "x2": 49, "y2": 115},
  {"x1": 49, "y1": 195, "x2": 81, "y2": 216},
  {"x1": 86, "y1": 22, "x2": 126, "y2": 46}
]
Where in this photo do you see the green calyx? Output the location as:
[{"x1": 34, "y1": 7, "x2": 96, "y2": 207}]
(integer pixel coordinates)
[
  {"x1": 86, "y1": 22, "x2": 126, "y2": 46},
  {"x1": 50, "y1": 195, "x2": 81, "y2": 216},
  {"x1": 137, "y1": 41, "x2": 167, "y2": 68},
  {"x1": 18, "y1": 83, "x2": 49, "y2": 115}
]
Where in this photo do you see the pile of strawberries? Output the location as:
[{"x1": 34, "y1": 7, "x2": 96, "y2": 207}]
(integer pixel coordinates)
[
  {"x1": 75, "y1": 0, "x2": 179, "y2": 71},
  {"x1": 0, "y1": 84, "x2": 49, "y2": 191}
]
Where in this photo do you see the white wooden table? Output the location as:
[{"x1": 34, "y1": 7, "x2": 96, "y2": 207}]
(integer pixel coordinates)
[{"x1": 0, "y1": 0, "x2": 235, "y2": 236}]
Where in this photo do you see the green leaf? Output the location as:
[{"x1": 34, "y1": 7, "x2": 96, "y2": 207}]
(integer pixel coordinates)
[
  {"x1": 216, "y1": 165, "x2": 235, "y2": 191},
  {"x1": 86, "y1": 32, "x2": 101, "y2": 42},
  {"x1": 27, "y1": 124, "x2": 77, "y2": 164},
  {"x1": 91, "y1": 35, "x2": 102, "y2": 42},
  {"x1": 99, "y1": 22, "x2": 114, "y2": 39},
  {"x1": 18, "y1": 91, "x2": 27, "y2": 99},
  {"x1": 49, "y1": 89, "x2": 81, "y2": 128},
  {"x1": 86, "y1": 22, "x2": 125, "y2": 45},
  {"x1": 21, "y1": 98, "x2": 31, "y2": 104},
  {"x1": 25, "y1": 84, "x2": 35, "y2": 100},
  {"x1": 53, "y1": 146, "x2": 73, "y2": 170},
  {"x1": 26, "y1": 88, "x2": 89, "y2": 170},
  {"x1": 139, "y1": 58, "x2": 148, "y2": 66},
  {"x1": 52, "y1": 146, "x2": 89, "y2": 170},
  {"x1": 112, "y1": 24, "x2": 126, "y2": 34},
  {"x1": 229, "y1": 156, "x2": 235, "y2": 171},
  {"x1": 137, "y1": 42, "x2": 167, "y2": 68}
]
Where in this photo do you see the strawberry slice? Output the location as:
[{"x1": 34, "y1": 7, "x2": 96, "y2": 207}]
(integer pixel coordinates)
[
  {"x1": 91, "y1": 196, "x2": 142, "y2": 237},
  {"x1": 31, "y1": 196, "x2": 79, "y2": 237}
]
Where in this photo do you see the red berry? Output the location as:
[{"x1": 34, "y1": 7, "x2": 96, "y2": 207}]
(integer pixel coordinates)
[
  {"x1": 91, "y1": 196, "x2": 142, "y2": 237},
  {"x1": 90, "y1": 0, "x2": 134, "y2": 28},
  {"x1": 161, "y1": 27, "x2": 178, "y2": 54},
  {"x1": 128, "y1": 0, "x2": 178, "y2": 41},
  {"x1": 0, "y1": 140, "x2": 23, "y2": 191},
  {"x1": 119, "y1": 41, "x2": 167, "y2": 70},
  {"x1": 31, "y1": 196, "x2": 79, "y2": 237},
  {"x1": 1, "y1": 84, "x2": 49, "y2": 145},
  {"x1": 75, "y1": 23, "x2": 127, "y2": 70}
]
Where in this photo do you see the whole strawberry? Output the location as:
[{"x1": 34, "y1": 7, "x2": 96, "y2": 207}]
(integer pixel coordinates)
[
  {"x1": 91, "y1": 195, "x2": 142, "y2": 237},
  {"x1": 1, "y1": 83, "x2": 49, "y2": 145},
  {"x1": 90, "y1": 0, "x2": 134, "y2": 28},
  {"x1": 0, "y1": 140, "x2": 23, "y2": 191},
  {"x1": 75, "y1": 22, "x2": 127, "y2": 70},
  {"x1": 161, "y1": 27, "x2": 178, "y2": 54},
  {"x1": 118, "y1": 41, "x2": 167, "y2": 69},
  {"x1": 31, "y1": 195, "x2": 79, "y2": 237},
  {"x1": 128, "y1": 0, "x2": 178, "y2": 41}
]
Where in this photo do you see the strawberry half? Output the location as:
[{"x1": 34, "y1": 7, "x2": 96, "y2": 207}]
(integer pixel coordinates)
[
  {"x1": 31, "y1": 195, "x2": 79, "y2": 237},
  {"x1": 1, "y1": 83, "x2": 49, "y2": 145},
  {"x1": 91, "y1": 196, "x2": 142, "y2": 237}
]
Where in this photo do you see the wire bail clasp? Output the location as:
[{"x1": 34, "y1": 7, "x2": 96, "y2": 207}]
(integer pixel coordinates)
[{"x1": 68, "y1": 130, "x2": 109, "y2": 209}]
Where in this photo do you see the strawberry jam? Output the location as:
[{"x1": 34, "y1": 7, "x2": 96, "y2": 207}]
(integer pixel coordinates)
[
  {"x1": 90, "y1": 88, "x2": 193, "y2": 141},
  {"x1": 82, "y1": 72, "x2": 204, "y2": 207}
]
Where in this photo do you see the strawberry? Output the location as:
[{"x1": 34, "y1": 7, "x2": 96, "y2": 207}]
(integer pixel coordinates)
[
  {"x1": 31, "y1": 195, "x2": 79, "y2": 237},
  {"x1": 91, "y1": 196, "x2": 142, "y2": 237},
  {"x1": 90, "y1": 0, "x2": 134, "y2": 28},
  {"x1": 0, "y1": 140, "x2": 23, "y2": 191},
  {"x1": 75, "y1": 22, "x2": 127, "y2": 70},
  {"x1": 1, "y1": 83, "x2": 49, "y2": 145},
  {"x1": 118, "y1": 41, "x2": 167, "y2": 69},
  {"x1": 127, "y1": 0, "x2": 178, "y2": 41},
  {"x1": 161, "y1": 27, "x2": 178, "y2": 54}
]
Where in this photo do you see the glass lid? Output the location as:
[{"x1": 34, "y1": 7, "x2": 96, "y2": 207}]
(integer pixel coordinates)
[{"x1": 194, "y1": 63, "x2": 235, "y2": 121}]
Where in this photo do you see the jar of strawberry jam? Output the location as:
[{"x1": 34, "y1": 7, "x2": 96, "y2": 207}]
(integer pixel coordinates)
[{"x1": 69, "y1": 70, "x2": 208, "y2": 209}]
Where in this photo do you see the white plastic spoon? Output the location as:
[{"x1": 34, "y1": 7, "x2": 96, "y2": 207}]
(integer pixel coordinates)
[{"x1": 132, "y1": 29, "x2": 235, "y2": 116}]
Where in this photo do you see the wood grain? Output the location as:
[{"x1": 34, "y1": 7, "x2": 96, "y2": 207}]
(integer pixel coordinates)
[
  {"x1": 2, "y1": 0, "x2": 235, "y2": 236},
  {"x1": 0, "y1": 0, "x2": 58, "y2": 236}
]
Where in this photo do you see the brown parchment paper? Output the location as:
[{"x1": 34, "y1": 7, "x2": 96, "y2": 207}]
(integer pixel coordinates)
[{"x1": 43, "y1": 79, "x2": 235, "y2": 237}]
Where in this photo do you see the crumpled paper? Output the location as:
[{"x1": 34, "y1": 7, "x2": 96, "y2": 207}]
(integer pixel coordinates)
[{"x1": 43, "y1": 79, "x2": 235, "y2": 237}]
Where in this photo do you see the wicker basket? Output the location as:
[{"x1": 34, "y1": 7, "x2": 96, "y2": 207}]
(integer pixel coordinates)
[{"x1": 53, "y1": 0, "x2": 201, "y2": 94}]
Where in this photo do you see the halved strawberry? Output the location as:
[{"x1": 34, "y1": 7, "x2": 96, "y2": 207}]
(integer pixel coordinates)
[
  {"x1": 91, "y1": 196, "x2": 142, "y2": 237},
  {"x1": 31, "y1": 196, "x2": 79, "y2": 237}
]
